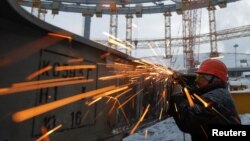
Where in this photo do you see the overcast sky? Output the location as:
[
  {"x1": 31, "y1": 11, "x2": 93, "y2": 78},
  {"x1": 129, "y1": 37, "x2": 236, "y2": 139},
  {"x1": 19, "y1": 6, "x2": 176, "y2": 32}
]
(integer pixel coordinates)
[{"x1": 25, "y1": 0, "x2": 250, "y2": 60}]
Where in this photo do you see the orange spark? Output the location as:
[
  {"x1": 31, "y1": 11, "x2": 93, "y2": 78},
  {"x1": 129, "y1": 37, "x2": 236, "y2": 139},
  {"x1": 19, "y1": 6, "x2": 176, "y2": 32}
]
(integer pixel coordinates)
[
  {"x1": 165, "y1": 68, "x2": 174, "y2": 75},
  {"x1": 145, "y1": 76, "x2": 151, "y2": 80},
  {"x1": 12, "y1": 76, "x2": 84, "y2": 87},
  {"x1": 26, "y1": 66, "x2": 52, "y2": 80},
  {"x1": 108, "y1": 38, "x2": 131, "y2": 50},
  {"x1": 159, "y1": 108, "x2": 163, "y2": 120},
  {"x1": 48, "y1": 33, "x2": 72, "y2": 41},
  {"x1": 108, "y1": 100, "x2": 117, "y2": 115},
  {"x1": 93, "y1": 85, "x2": 129, "y2": 99},
  {"x1": 115, "y1": 88, "x2": 132, "y2": 98},
  {"x1": 67, "y1": 58, "x2": 84, "y2": 64},
  {"x1": 55, "y1": 65, "x2": 96, "y2": 71},
  {"x1": 81, "y1": 110, "x2": 89, "y2": 123},
  {"x1": 193, "y1": 93, "x2": 209, "y2": 108},
  {"x1": 12, "y1": 85, "x2": 115, "y2": 122},
  {"x1": 162, "y1": 88, "x2": 166, "y2": 99},
  {"x1": 99, "y1": 74, "x2": 125, "y2": 81},
  {"x1": 1, "y1": 78, "x2": 92, "y2": 95},
  {"x1": 36, "y1": 124, "x2": 62, "y2": 141},
  {"x1": 105, "y1": 96, "x2": 112, "y2": 104},
  {"x1": 136, "y1": 65, "x2": 147, "y2": 68},
  {"x1": 103, "y1": 96, "x2": 130, "y2": 125},
  {"x1": 100, "y1": 52, "x2": 110, "y2": 59},
  {"x1": 0, "y1": 88, "x2": 9, "y2": 93},
  {"x1": 86, "y1": 97, "x2": 102, "y2": 106},
  {"x1": 116, "y1": 101, "x2": 130, "y2": 125},
  {"x1": 40, "y1": 126, "x2": 50, "y2": 141},
  {"x1": 130, "y1": 104, "x2": 150, "y2": 134},
  {"x1": 128, "y1": 75, "x2": 142, "y2": 79},
  {"x1": 150, "y1": 73, "x2": 158, "y2": 75},
  {"x1": 132, "y1": 60, "x2": 146, "y2": 65},
  {"x1": 141, "y1": 59, "x2": 154, "y2": 66},
  {"x1": 174, "y1": 103, "x2": 178, "y2": 112},
  {"x1": 114, "y1": 62, "x2": 134, "y2": 68},
  {"x1": 184, "y1": 87, "x2": 194, "y2": 107},
  {"x1": 118, "y1": 89, "x2": 143, "y2": 109}
]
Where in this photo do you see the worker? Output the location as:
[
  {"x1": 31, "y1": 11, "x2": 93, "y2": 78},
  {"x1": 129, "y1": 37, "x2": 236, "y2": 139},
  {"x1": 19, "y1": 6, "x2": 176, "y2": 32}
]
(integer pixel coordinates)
[{"x1": 169, "y1": 59, "x2": 241, "y2": 141}]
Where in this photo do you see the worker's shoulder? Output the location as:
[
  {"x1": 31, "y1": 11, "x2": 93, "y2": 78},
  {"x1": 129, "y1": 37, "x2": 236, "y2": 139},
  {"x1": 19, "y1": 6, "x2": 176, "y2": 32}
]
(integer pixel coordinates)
[{"x1": 202, "y1": 88, "x2": 229, "y2": 100}]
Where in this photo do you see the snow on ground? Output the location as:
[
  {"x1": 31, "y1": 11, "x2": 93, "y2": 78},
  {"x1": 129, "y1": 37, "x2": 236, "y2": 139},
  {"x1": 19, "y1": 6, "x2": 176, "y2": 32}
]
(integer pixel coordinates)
[
  {"x1": 123, "y1": 114, "x2": 250, "y2": 141},
  {"x1": 123, "y1": 117, "x2": 191, "y2": 141},
  {"x1": 231, "y1": 88, "x2": 250, "y2": 93},
  {"x1": 240, "y1": 114, "x2": 250, "y2": 125},
  {"x1": 229, "y1": 77, "x2": 250, "y2": 93}
]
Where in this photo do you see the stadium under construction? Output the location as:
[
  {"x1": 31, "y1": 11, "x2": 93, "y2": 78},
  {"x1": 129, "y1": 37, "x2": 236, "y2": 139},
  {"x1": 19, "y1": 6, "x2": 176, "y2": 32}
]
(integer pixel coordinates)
[{"x1": 1, "y1": 0, "x2": 250, "y2": 140}]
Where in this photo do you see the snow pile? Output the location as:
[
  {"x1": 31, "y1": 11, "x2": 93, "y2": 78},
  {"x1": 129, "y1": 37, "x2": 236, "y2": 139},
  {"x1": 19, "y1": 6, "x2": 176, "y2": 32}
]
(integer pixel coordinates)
[
  {"x1": 229, "y1": 77, "x2": 250, "y2": 93},
  {"x1": 240, "y1": 114, "x2": 250, "y2": 125},
  {"x1": 229, "y1": 77, "x2": 250, "y2": 86}
]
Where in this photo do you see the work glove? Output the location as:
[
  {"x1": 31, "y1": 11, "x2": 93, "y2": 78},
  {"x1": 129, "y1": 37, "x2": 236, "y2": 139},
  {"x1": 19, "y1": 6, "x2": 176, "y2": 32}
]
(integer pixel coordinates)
[
  {"x1": 172, "y1": 72, "x2": 199, "y2": 94},
  {"x1": 167, "y1": 83, "x2": 186, "y2": 116}
]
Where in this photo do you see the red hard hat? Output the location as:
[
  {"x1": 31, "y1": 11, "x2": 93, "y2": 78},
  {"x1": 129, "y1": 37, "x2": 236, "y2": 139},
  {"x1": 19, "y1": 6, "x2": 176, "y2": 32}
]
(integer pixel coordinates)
[{"x1": 196, "y1": 59, "x2": 228, "y2": 83}]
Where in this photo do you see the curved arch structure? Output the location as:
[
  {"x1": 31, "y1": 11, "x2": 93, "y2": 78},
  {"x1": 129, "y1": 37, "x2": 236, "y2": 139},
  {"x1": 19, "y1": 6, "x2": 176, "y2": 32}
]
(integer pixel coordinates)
[{"x1": 19, "y1": 0, "x2": 239, "y2": 15}]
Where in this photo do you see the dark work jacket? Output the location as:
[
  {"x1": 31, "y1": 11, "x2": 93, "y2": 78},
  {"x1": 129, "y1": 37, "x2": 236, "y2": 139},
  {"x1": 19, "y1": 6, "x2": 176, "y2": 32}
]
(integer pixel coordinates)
[{"x1": 170, "y1": 83, "x2": 241, "y2": 141}]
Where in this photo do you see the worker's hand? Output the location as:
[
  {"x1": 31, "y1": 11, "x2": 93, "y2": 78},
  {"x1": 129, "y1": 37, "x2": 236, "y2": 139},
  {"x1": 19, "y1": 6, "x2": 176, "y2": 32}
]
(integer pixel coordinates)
[
  {"x1": 168, "y1": 84, "x2": 186, "y2": 116},
  {"x1": 185, "y1": 85, "x2": 199, "y2": 94},
  {"x1": 180, "y1": 73, "x2": 197, "y2": 86},
  {"x1": 172, "y1": 71, "x2": 182, "y2": 82},
  {"x1": 172, "y1": 84, "x2": 183, "y2": 96},
  {"x1": 172, "y1": 72, "x2": 197, "y2": 87}
]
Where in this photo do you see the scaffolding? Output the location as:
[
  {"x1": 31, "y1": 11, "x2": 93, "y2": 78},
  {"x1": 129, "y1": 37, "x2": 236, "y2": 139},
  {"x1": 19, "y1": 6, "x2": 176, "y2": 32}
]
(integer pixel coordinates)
[
  {"x1": 207, "y1": 0, "x2": 219, "y2": 57},
  {"x1": 164, "y1": 12, "x2": 172, "y2": 59},
  {"x1": 182, "y1": 0, "x2": 195, "y2": 69},
  {"x1": 109, "y1": 3, "x2": 118, "y2": 50},
  {"x1": 31, "y1": 0, "x2": 46, "y2": 21},
  {"x1": 125, "y1": 14, "x2": 133, "y2": 55}
]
